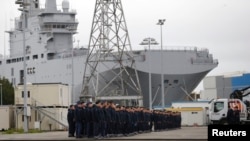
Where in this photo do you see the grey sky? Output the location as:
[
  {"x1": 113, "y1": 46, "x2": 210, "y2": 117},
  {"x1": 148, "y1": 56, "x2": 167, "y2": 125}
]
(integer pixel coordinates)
[{"x1": 1, "y1": 0, "x2": 250, "y2": 91}]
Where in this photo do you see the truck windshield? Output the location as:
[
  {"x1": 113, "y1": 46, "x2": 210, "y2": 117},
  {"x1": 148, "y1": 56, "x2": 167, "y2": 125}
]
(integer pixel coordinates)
[{"x1": 214, "y1": 101, "x2": 224, "y2": 112}]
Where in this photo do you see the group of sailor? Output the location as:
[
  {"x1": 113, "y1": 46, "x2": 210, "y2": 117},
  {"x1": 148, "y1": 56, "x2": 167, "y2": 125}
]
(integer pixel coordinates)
[{"x1": 67, "y1": 100, "x2": 181, "y2": 139}]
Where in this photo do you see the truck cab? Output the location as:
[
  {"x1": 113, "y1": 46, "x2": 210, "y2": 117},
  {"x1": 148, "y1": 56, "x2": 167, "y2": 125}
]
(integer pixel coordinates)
[
  {"x1": 209, "y1": 98, "x2": 249, "y2": 124},
  {"x1": 209, "y1": 99, "x2": 228, "y2": 124}
]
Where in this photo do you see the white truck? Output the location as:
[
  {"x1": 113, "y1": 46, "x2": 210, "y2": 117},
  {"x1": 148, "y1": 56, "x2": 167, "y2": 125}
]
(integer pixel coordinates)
[{"x1": 209, "y1": 86, "x2": 250, "y2": 124}]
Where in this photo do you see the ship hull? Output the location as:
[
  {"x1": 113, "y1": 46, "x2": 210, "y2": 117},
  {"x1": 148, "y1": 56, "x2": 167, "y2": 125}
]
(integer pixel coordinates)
[
  {"x1": 0, "y1": 49, "x2": 218, "y2": 107},
  {"x1": 138, "y1": 69, "x2": 212, "y2": 107}
]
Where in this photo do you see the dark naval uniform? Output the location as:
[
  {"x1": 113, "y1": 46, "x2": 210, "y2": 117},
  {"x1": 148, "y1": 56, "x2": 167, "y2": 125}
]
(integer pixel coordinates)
[{"x1": 67, "y1": 106, "x2": 75, "y2": 137}]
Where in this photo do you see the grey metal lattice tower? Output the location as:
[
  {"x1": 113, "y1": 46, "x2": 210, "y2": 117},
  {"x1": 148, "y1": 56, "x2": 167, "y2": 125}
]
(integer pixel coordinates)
[{"x1": 81, "y1": 0, "x2": 142, "y2": 106}]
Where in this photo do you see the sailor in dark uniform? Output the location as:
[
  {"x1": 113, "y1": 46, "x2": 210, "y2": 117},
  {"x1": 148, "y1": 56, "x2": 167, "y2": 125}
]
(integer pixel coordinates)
[
  {"x1": 67, "y1": 104, "x2": 75, "y2": 137},
  {"x1": 86, "y1": 102, "x2": 94, "y2": 138},
  {"x1": 74, "y1": 101, "x2": 83, "y2": 138}
]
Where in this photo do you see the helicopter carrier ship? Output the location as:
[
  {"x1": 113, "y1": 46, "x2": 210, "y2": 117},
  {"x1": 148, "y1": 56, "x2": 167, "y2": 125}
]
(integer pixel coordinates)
[{"x1": 0, "y1": 0, "x2": 218, "y2": 107}]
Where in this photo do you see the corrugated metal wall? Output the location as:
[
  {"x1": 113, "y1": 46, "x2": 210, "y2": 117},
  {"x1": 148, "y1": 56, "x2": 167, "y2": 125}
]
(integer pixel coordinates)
[{"x1": 231, "y1": 73, "x2": 250, "y2": 90}]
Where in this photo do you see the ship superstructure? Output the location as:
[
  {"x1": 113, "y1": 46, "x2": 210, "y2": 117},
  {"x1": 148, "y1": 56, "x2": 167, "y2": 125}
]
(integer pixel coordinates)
[{"x1": 0, "y1": 0, "x2": 218, "y2": 107}]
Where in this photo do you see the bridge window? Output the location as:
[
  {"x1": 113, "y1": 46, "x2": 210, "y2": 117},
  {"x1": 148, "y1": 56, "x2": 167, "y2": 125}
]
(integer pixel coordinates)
[
  {"x1": 33, "y1": 55, "x2": 38, "y2": 60},
  {"x1": 174, "y1": 80, "x2": 179, "y2": 84},
  {"x1": 164, "y1": 80, "x2": 169, "y2": 84}
]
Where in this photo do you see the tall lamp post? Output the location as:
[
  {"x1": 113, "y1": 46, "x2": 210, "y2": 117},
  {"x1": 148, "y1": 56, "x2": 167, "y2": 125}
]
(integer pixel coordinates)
[
  {"x1": 16, "y1": 0, "x2": 29, "y2": 133},
  {"x1": 157, "y1": 19, "x2": 165, "y2": 109},
  {"x1": 67, "y1": 27, "x2": 75, "y2": 104},
  {"x1": 140, "y1": 38, "x2": 158, "y2": 110},
  {"x1": 71, "y1": 34, "x2": 74, "y2": 104},
  {"x1": 0, "y1": 83, "x2": 2, "y2": 105}
]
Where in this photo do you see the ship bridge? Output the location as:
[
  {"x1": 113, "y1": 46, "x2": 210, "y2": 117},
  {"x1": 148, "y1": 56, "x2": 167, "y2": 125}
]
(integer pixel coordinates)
[
  {"x1": 38, "y1": 0, "x2": 78, "y2": 53},
  {"x1": 38, "y1": 0, "x2": 78, "y2": 34}
]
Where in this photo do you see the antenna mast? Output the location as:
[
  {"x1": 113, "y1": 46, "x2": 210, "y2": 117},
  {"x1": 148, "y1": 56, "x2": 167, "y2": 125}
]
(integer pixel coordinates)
[{"x1": 81, "y1": 0, "x2": 142, "y2": 106}]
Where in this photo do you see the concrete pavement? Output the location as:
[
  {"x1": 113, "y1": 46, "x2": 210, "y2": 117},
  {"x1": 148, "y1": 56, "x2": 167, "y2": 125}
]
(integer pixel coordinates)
[{"x1": 0, "y1": 126, "x2": 208, "y2": 140}]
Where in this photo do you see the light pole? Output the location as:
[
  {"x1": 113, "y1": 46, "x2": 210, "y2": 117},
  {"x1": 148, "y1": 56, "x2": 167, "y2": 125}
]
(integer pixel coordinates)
[
  {"x1": 140, "y1": 38, "x2": 158, "y2": 110},
  {"x1": 22, "y1": 2, "x2": 28, "y2": 133},
  {"x1": 0, "y1": 83, "x2": 2, "y2": 105},
  {"x1": 67, "y1": 27, "x2": 75, "y2": 104},
  {"x1": 157, "y1": 19, "x2": 165, "y2": 109},
  {"x1": 71, "y1": 32, "x2": 74, "y2": 104},
  {"x1": 16, "y1": 0, "x2": 29, "y2": 133}
]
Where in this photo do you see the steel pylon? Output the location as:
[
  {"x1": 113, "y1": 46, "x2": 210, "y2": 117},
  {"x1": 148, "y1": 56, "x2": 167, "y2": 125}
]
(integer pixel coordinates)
[{"x1": 81, "y1": 0, "x2": 142, "y2": 106}]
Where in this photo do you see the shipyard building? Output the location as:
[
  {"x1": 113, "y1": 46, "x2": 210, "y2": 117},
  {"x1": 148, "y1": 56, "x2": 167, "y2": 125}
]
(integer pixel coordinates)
[{"x1": 200, "y1": 72, "x2": 250, "y2": 100}]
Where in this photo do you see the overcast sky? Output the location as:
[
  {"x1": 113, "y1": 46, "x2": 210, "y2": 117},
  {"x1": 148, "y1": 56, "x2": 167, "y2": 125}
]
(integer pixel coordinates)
[{"x1": 1, "y1": 0, "x2": 250, "y2": 92}]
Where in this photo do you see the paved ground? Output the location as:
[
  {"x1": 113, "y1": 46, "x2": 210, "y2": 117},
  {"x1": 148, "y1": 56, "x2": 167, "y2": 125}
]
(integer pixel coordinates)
[{"x1": 0, "y1": 126, "x2": 208, "y2": 140}]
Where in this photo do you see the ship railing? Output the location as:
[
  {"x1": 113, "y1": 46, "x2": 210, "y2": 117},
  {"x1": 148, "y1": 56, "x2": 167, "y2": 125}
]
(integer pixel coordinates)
[
  {"x1": 191, "y1": 58, "x2": 219, "y2": 65},
  {"x1": 41, "y1": 27, "x2": 77, "y2": 33},
  {"x1": 42, "y1": 19, "x2": 78, "y2": 23},
  {"x1": 140, "y1": 45, "x2": 209, "y2": 52}
]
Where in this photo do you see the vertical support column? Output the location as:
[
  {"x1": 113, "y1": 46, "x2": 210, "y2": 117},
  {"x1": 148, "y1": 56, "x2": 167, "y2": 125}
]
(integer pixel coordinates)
[{"x1": 157, "y1": 19, "x2": 166, "y2": 109}]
